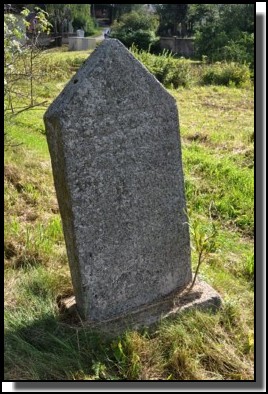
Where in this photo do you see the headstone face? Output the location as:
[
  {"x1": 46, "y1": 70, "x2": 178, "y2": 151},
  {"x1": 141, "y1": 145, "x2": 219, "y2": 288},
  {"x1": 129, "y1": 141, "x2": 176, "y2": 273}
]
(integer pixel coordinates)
[{"x1": 44, "y1": 39, "x2": 192, "y2": 323}]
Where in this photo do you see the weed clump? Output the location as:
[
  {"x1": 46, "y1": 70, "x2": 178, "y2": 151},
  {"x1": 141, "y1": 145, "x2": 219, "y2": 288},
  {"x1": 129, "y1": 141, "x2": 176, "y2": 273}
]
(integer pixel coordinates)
[{"x1": 202, "y1": 62, "x2": 251, "y2": 87}]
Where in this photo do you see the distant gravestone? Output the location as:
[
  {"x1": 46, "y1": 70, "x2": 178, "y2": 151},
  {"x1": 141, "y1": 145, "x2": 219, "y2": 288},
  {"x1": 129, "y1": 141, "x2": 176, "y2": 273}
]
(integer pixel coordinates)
[
  {"x1": 76, "y1": 29, "x2": 84, "y2": 38},
  {"x1": 44, "y1": 39, "x2": 193, "y2": 327}
]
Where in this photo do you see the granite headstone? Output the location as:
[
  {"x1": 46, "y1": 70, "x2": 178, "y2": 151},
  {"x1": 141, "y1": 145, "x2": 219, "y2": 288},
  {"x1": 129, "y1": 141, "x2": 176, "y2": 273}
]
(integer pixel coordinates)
[{"x1": 44, "y1": 39, "x2": 192, "y2": 325}]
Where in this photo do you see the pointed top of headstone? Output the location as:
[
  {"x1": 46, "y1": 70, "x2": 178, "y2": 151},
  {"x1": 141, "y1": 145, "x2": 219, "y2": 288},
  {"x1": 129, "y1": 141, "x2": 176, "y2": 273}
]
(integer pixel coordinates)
[{"x1": 45, "y1": 39, "x2": 175, "y2": 121}]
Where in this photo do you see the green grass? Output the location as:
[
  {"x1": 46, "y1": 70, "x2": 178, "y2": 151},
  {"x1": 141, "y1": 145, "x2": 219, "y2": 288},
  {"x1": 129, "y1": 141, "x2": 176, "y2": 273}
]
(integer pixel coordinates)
[{"x1": 4, "y1": 48, "x2": 254, "y2": 381}]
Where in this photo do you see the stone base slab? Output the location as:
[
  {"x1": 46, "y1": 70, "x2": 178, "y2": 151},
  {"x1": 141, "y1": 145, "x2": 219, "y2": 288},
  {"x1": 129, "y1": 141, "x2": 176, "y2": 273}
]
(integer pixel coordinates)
[{"x1": 58, "y1": 278, "x2": 222, "y2": 334}]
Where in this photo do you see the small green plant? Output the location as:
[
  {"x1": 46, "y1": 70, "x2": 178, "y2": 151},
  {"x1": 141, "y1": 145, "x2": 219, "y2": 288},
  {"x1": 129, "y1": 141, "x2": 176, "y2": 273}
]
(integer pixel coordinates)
[
  {"x1": 91, "y1": 361, "x2": 107, "y2": 379},
  {"x1": 189, "y1": 213, "x2": 218, "y2": 290},
  {"x1": 111, "y1": 339, "x2": 129, "y2": 377}
]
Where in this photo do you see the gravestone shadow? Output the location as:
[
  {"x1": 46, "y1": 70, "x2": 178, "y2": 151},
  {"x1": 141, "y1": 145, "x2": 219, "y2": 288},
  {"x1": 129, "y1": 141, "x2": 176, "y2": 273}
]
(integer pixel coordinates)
[{"x1": 5, "y1": 286, "x2": 220, "y2": 381}]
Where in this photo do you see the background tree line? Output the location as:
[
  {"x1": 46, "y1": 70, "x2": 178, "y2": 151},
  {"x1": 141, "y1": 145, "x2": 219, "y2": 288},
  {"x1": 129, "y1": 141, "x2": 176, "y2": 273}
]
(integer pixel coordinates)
[
  {"x1": 5, "y1": 4, "x2": 254, "y2": 65},
  {"x1": 109, "y1": 4, "x2": 254, "y2": 67}
]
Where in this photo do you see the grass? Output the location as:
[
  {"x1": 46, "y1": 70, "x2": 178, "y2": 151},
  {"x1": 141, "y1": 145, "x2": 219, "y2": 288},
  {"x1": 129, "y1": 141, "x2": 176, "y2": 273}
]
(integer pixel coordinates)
[
  {"x1": 4, "y1": 48, "x2": 254, "y2": 381},
  {"x1": 174, "y1": 86, "x2": 254, "y2": 236}
]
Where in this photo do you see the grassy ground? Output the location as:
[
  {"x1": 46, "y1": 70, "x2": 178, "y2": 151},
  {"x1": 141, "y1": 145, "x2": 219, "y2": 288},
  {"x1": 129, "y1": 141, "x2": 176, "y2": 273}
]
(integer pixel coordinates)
[{"x1": 4, "y1": 49, "x2": 254, "y2": 381}]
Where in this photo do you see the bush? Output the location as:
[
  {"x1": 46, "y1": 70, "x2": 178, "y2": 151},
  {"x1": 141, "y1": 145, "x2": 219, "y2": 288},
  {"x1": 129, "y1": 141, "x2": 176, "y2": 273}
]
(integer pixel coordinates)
[
  {"x1": 112, "y1": 29, "x2": 158, "y2": 51},
  {"x1": 72, "y1": 14, "x2": 96, "y2": 36},
  {"x1": 202, "y1": 62, "x2": 251, "y2": 87},
  {"x1": 131, "y1": 46, "x2": 191, "y2": 88},
  {"x1": 164, "y1": 58, "x2": 192, "y2": 88},
  {"x1": 110, "y1": 11, "x2": 159, "y2": 50}
]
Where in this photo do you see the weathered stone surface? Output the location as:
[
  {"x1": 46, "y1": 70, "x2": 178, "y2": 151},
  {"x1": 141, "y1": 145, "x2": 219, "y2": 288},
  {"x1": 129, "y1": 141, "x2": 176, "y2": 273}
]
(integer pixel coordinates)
[{"x1": 44, "y1": 39, "x2": 192, "y2": 323}]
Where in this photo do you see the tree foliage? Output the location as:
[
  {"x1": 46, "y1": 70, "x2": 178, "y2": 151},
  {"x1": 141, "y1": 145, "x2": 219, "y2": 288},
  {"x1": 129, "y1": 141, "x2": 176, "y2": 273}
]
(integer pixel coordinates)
[
  {"x1": 69, "y1": 4, "x2": 96, "y2": 36},
  {"x1": 112, "y1": 4, "x2": 144, "y2": 22},
  {"x1": 154, "y1": 4, "x2": 254, "y2": 66},
  {"x1": 110, "y1": 10, "x2": 159, "y2": 50},
  {"x1": 155, "y1": 4, "x2": 189, "y2": 36},
  {"x1": 4, "y1": 7, "x2": 51, "y2": 114},
  {"x1": 45, "y1": 4, "x2": 96, "y2": 36},
  {"x1": 187, "y1": 4, "x2": 220, "y2": 35},
  {"x1": 191, "y1": 4, "x2": 254, "y2": 67}
]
